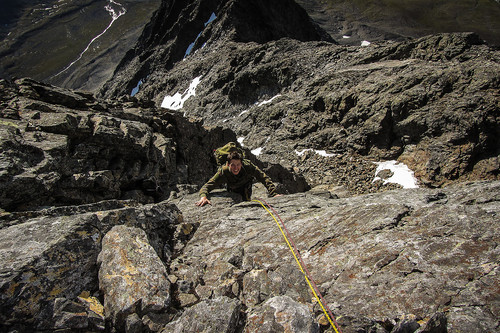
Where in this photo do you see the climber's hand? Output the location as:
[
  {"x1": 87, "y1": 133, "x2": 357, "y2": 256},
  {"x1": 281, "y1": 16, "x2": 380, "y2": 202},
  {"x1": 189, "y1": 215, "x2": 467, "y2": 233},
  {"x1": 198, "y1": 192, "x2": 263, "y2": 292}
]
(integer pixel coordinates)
[{"x1": 196, "y1": 196, "x2": 211, "y2": 207}]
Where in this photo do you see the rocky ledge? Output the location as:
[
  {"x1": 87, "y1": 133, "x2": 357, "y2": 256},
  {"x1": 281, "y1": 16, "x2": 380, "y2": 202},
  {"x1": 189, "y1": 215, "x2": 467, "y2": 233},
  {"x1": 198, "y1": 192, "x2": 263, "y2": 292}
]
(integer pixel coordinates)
[
  {"x1": 1, "y1": 0, "x2": 499, "y2": 332},
  {"x1": 1, "y1": 180, "x2": 498, "y2": 332}
]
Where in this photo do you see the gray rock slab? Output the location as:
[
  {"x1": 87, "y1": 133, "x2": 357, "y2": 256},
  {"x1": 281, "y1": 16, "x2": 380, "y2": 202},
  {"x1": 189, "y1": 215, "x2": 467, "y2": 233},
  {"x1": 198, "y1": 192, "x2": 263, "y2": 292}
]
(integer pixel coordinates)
[
  {"x1": 161, "y1": 296, "x2": 241, "y2": 333},
  {"x1": 245, "y1": 295, "x2": 319, "y2": 333},
  {"x1": 171, "y1": 181, "x2": 500, "y2": 332},
  {"x1": 98, "y1": 225, "x2": 171, "y2": 329},
  {"x1": 0, "y1": 200, "x2": 179, "y2": 330}
]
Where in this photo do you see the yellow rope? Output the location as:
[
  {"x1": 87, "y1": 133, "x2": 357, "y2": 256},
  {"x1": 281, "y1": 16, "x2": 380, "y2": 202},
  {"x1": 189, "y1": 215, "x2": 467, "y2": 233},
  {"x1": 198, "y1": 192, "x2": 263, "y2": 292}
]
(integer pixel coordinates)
[{"x1": 253, "y1": 199, "x2": 341, "y2": 333}]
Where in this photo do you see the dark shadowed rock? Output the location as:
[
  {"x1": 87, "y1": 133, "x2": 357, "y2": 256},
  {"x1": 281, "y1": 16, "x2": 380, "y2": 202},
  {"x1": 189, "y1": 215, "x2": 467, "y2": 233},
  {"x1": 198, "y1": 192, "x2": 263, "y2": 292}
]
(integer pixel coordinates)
[
  {"x1": 52, "y1": 296, "x2": 106, "y2": 331},
  {"x1": 416, "y1": 312, "x2": 447, "y2": 333}
]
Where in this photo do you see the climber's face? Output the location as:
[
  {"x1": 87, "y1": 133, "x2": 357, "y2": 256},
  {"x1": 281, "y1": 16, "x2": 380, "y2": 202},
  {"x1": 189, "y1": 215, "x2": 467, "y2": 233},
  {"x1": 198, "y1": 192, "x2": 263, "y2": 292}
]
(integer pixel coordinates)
[{"x1": 228, "y1": 159, "x2": 242, "y2": 175}]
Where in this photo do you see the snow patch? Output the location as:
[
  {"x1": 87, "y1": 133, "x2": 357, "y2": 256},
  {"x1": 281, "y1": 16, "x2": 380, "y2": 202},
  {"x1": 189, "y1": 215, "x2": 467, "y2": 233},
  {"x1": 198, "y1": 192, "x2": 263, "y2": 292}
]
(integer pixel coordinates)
[
  {"x1": 161, "y1": 76, "x2": 202, "y2": 110},
  {"x1": 237, "y1": 137, "x2": 245, "y2": 146},
  {"x1": 184, "y1": 12, "x2": 216, "y2": 58},
  {"x1": 257, "y1": 94, "x2": 281, "y2": 106},
  {"x1": 315, "y1": 150, "x2": 337, "y2": 157},
  {"x1": 251, "y1": 147, "x2": 263, "y2": 156},
  {"x1": 373, "y1": 161, "x2": 418, "y2": 189},
  {"x1": 295, "y1": 149, "x2": 336, "y2": 157},
  {"x1": 342, "y1": 35, "x2": 351, "y2": 39},
  {"x1": 361, "y1": 40, "x2": 371, "y2": 47}
]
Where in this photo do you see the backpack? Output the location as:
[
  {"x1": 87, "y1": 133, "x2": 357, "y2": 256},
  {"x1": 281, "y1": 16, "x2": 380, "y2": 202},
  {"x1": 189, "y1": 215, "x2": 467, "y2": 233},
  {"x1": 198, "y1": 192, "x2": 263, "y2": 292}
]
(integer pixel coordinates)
[{"x1": 214, "y1": 142, "x2": 245, "y2": 166}]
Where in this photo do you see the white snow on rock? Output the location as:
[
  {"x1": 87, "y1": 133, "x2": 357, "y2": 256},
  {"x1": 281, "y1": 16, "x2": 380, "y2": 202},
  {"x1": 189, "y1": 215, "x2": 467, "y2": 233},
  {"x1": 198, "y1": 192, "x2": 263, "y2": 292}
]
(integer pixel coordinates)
[
  {"x1": 295, "y1": 149, "x2": 337, "y2": 157},
  {"x1": 184, "y1": 12, "x2": 217, "y2": 58},
  {"x1": 361, "y1": 40, "x2": 371, "y2": 46},
  {"x1": 373, "y1": 160, "x2": 419, "y2": 189},
  {"x1": 257, "y1": 94, "x2": 281, "y2": 106},
  {"x1": 315, "y1": 150, "x2": 337, "y2": 157},
  {"x1": 251, "y1": 147, "x2": 263, "y2": 156},
  {"x1": 161, "y1": 76, "x2": 202, "y2": 110}
]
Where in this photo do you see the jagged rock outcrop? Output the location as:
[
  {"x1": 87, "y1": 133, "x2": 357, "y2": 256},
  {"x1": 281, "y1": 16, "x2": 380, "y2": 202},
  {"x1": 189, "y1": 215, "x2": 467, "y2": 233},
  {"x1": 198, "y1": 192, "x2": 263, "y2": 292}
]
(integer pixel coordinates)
[
  {"x1": 1, "y1": 0, "x2": 499, "y2": 332},
  {"x1": 88, "y1": 1, "x2": 500, "y2": 196},
  {"x1": 0, "y1": 78, "x2": 305, "y2": 212},
  {"x1": 0, "y1": 200, "x2": 180, "y2": 331},
  {"x1": 121, "y1": 30, "x2": 499, "y2": 193},
  {"x1": 98, "y1": 0, "x2": 333, "y2": 100}
]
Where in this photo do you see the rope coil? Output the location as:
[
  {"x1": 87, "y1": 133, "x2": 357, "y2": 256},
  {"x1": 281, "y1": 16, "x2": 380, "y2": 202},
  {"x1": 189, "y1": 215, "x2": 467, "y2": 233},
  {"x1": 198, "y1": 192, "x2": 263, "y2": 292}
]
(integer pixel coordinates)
[{"x1": 253, "y1": 198, "x2": 342, "y2": 333}]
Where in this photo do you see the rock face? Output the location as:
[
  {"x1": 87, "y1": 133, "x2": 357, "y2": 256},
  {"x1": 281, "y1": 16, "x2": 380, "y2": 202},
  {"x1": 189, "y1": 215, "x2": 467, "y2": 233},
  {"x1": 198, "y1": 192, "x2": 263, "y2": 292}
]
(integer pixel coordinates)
[
  {"x1": 2, "y1": 179, "x2": 498, "y2": 332},
  {"x1": 168, "y1": 181, "x2": 499, "y2": 333},
  {"x1": 0, "y1": 78, "x2": 305, "y2": 212},
  {"x1": 0, "y1": 200, "x2": 180, "y2": 331},
  {"x1": 0, "y1": 0, "x2": 499, "y2": 332},
  {"x1": 97, "y1": 0, "x2": 499, "y2": 194}
]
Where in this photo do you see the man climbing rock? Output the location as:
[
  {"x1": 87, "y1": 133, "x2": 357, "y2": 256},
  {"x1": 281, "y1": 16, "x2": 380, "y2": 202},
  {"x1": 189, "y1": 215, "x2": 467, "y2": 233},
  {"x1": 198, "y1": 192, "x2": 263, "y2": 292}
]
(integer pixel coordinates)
[{"x1": 196, "y1": 150, "x2": 278, "y2": 206}]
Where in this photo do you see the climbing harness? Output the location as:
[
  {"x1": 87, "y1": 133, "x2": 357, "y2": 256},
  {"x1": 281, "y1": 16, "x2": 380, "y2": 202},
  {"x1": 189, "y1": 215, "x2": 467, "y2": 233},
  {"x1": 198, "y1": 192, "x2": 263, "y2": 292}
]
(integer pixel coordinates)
[{"x1": 253, "y1": 198, "x2": 342, "y2": 333}]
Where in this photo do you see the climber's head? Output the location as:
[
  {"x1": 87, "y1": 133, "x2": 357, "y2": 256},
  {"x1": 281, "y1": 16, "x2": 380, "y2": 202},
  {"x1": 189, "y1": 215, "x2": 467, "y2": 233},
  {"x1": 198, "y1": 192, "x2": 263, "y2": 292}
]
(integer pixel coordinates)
[{"x1": 227, "y1": 151, "x2": 242, "y2": 175}]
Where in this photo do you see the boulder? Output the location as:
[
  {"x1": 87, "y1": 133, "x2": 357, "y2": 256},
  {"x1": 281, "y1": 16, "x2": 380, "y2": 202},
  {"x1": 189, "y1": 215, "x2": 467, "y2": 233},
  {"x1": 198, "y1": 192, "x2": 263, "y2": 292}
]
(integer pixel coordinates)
[
  {"x1": 0, "y1": 200, "x2": 180, "y2": 331},
  {"x1": 245, "y1": 295, "x2": 319, "y2": 332},
  {"x1": 98, "y1": 225, "x2": 171, "y2": 330}
]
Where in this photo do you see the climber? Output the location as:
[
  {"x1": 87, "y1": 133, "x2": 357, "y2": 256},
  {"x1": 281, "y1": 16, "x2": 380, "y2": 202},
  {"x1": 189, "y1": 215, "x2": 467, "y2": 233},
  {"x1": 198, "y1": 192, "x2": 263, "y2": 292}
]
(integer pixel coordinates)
[{"x1": 196, "y1": 150, "x2": 279, "y2": 206}]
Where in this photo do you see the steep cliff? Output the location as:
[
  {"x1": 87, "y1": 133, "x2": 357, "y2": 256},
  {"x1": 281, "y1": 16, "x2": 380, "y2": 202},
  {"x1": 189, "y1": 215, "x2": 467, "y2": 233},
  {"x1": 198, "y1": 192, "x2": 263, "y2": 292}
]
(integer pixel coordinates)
[{"x1": 0, "y1": 0, "x2": 499, "y2": 332}]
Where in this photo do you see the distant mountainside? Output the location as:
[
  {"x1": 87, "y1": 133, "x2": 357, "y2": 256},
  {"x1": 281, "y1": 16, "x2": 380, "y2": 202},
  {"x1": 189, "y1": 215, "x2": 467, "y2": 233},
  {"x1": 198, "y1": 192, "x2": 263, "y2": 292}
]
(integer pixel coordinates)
[
  {"x1": 0, "y1": 0, "x2": 160, "y2": 91},
  {"x1": 1, "y1": 0, "x2": 499, "y2": 92},
  {"x1": 295, "y1": 0, "x2": 500, "y2": 47}
]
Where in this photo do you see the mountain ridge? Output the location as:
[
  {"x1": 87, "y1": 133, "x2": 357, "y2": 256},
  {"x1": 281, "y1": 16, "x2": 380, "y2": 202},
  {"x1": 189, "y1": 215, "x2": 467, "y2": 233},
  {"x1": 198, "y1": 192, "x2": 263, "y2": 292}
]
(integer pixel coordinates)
[{"x1": 0, "y1": 0, "x2": 499, "y2": 332}]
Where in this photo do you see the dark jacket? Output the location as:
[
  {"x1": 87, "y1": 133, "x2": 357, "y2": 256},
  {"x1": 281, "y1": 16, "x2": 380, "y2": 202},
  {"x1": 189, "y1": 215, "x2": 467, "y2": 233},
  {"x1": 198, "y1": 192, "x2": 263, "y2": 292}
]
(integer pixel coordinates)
[{"x1": 199, "y1": 159, "x2": 277, "y2": 198}]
